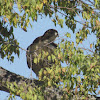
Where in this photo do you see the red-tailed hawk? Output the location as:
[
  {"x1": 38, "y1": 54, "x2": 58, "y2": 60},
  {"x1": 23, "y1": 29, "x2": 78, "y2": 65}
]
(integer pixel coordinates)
[{"x1": 26, "y1": 29, "x2": 58, "y2": 76}]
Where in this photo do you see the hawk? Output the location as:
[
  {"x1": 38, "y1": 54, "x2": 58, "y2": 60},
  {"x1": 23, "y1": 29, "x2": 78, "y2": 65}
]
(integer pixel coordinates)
[{"x1": 26, "y1": 29, "x2": 59, "y2": 76}]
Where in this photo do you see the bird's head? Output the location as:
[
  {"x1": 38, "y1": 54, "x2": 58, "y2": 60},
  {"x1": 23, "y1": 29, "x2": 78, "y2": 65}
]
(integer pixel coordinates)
[{"x1": 42, "y1": 29, "x2": 59, "y2": 43}]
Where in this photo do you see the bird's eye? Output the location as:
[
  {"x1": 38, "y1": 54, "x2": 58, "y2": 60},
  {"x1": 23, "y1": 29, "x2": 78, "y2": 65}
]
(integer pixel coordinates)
[{"x1": 55, "y1": 32, "x2": 58, "y2": 36}]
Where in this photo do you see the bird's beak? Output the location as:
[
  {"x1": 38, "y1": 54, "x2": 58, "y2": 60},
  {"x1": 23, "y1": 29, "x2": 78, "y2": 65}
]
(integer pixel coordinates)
[
  {"x1": 58, "y1": 33, "x2": 59, "y2": 37},
  {"x1": 55, "y1": 32, "x2": 59, "y2": 37},
  {"x1": 57, "y1": 33, "x2": 59, "y2": 37}
]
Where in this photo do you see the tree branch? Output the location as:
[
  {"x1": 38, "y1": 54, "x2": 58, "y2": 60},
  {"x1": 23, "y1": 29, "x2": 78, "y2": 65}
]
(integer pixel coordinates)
[
  {"x1": 0, "y1": 66, "x2": 42, "y2": 93},
  {"x1": 0, "y1": 67, "x2": 99, "y2": 100},
  {"x1": 0, "y1": 66, "x2": 63, "y2": 99}
]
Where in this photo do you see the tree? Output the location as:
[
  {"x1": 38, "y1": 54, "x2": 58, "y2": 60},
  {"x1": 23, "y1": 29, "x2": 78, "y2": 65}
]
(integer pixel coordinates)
[{"x1": 0, "y1": 0, "x2": 100, "y2": 99}]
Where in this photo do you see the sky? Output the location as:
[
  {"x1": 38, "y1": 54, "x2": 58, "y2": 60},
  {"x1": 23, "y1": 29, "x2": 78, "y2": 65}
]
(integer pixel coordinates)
[{"x1": 0, "y1": 6, "x2": 99, "y2": 99}]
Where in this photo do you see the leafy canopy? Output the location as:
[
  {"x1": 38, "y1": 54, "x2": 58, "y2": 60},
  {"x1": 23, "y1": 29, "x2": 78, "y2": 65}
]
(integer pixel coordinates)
[{"x1": 0, "y1": 0, "x2": 100, "y2": 99}]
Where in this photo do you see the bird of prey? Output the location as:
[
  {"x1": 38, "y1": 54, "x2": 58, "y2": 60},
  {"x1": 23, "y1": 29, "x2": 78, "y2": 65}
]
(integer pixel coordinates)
[{"x1": 26, "y1": 29, "x2": 59, "y2": 76}]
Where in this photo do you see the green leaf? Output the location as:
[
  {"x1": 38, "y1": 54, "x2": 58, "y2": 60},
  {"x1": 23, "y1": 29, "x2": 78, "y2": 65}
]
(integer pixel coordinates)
[
  {"x1": 58, "y1": 19, "x2": 64, "y2": 28},
  {"x1": 66, "y1": 32, "x2": 71, "y2": 38},
  {"x1": 10, "y1": 56, "x2": 14, "y2": 62},
  {"x1": 34, "y1": 58, "x2": 38, "y2": 64},
  {"x1": 48, "y1": 56, "x2": 51, "y2": 60},
  {"x1": 77, "y1": 76, "x2": 81, "y2": 83}
]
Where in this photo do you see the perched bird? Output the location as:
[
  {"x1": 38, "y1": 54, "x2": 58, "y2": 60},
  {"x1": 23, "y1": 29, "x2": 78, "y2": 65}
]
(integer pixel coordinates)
[{"x1": 26, "y1": 29, "x2": 59, "y2": 76}]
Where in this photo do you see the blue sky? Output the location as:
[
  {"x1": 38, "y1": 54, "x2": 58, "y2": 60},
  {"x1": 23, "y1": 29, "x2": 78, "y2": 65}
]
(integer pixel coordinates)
[{"x1": 0, "y1": 11, "x2": 99, "y2": 99}]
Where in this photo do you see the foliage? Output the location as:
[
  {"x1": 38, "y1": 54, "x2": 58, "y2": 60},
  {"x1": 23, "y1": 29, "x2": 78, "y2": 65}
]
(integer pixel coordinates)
[
  {"x1": 39, "y1": 40, "x2": 99, "y2": 99},
  {"x1": 0, "y1": 0, "x2": 100, "y2": 99},
  {"x1": 0, "y1": 21, "x2": 19, "y2": 62},
  {"x1": 7, "y1": 82, "x2": 44, "y2": 100}
]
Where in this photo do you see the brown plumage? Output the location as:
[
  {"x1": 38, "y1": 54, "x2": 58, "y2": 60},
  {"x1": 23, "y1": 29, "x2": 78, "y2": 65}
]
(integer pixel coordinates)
[{"x1": 26, "y1": 29, "x2": 58, "y2": 76}]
